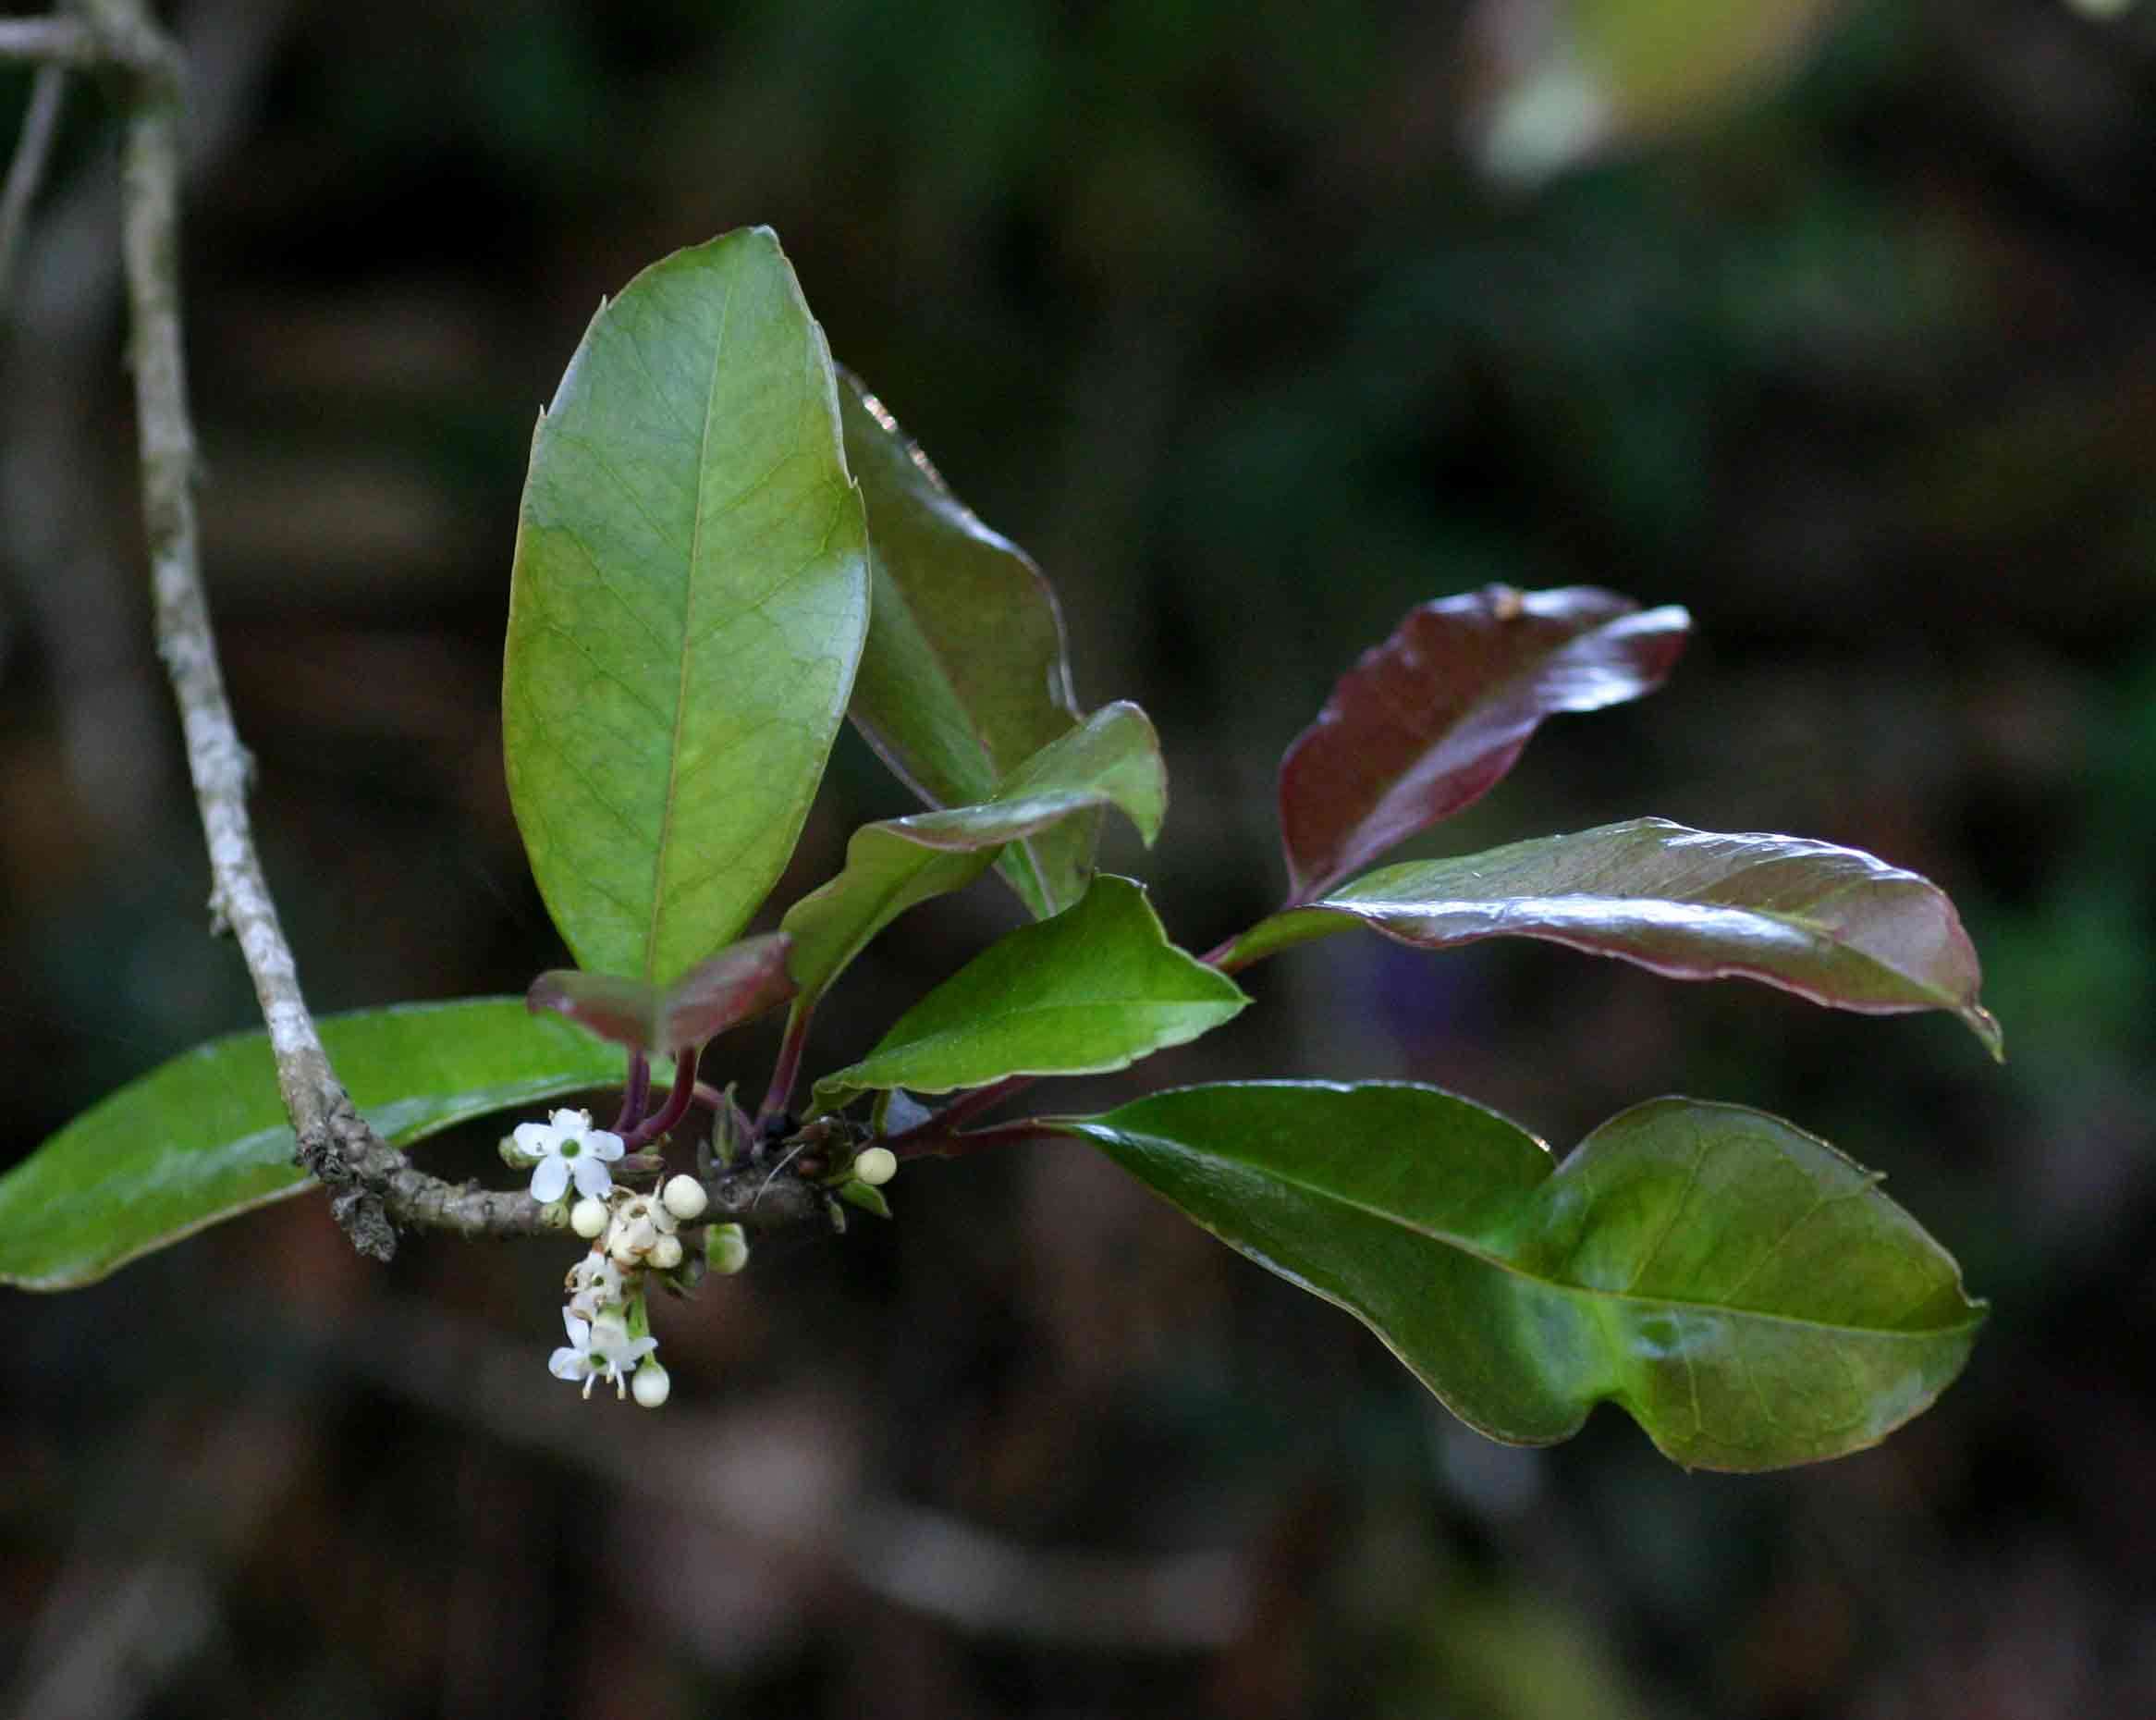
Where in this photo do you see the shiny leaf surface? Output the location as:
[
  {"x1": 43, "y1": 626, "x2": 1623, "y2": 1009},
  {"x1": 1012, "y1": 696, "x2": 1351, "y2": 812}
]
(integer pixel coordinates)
[
  {"x1": 505, "y1": 228, "x2": 870, "y2": 984},
  {"x1": 781, "y1": 701, "x2": 1165, "y2": 1014},
  {"x1": 0, "y1": 1001, "x2": 624, "y2": 1290},
  {"x1": 1231, "y1": 819, "x2": 2002, "y2": 1056},
  {"x1": 840, "y1": 374, "x2": 1090, "y2": 915},
  {"x1": 1061, "y1": 1083, "x2": 1983, "y2": 1470},
  {"x1": 528, "y1": 932, "x2": 795, "y2": 1055},
  {"x1": 1278, "y1": 585, "x2": 1688, "y2": 903},
  {"x1": 816, "y1": 876, "x2": 1245, "y2": 1105}
]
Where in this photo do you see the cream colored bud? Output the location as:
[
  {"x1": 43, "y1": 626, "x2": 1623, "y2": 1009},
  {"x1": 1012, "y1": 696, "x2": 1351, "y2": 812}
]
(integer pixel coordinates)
[
  {"x1": 631, "y1": 1360, "x2": 670, "y2": 1408},
  {"x1": 650, "y1": 1234, "x2": 683, "y2": 1271},
  {"x1": 661, "y1": 1174, "x2": 708, "y2": 1222},
  {"x1": 708, "y1": 1222, "x2": 750, "y2": 1275},
  {"x1": 852, "y1": 1146, "x2": 898, "y2": 1187},
  {"x1": 570, "y1": 1198, "x2": 608, "y2": 1239}
]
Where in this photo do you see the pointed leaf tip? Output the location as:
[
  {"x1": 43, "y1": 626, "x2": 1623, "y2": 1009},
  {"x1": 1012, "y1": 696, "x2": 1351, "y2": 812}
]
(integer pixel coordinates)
[
  {"x1": 838, "y1": 372, "x2": 1094, "y2": 915},
  {"x1": 815, "y1": 875, "x2": 1246, "y2": 1105},
  {"x1": 505, "y1": 229, "x2": 870, "y2": 986},
  {"x1": 0, "y1": 1001, "x2": 623, "y2": 1290},
  {"x1": 1231, "y1": 819, "x2": 2001, "y2": 1055},
  {"x1": 1063, "y1": 1083, "x2": 1982, "y2": 1470},
  {"x1": 781, "y1": 701, "x2": 1170, "y2": 1016},
  {"x1": 1278, "y1": 586, "x2": 1689, "y2": 903}
]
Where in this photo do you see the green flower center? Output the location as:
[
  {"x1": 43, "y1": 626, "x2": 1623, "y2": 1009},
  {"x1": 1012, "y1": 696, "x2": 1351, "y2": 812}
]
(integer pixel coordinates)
[{"x1": 559, "y1": 1138, "x2": 581, "y2": 1158}]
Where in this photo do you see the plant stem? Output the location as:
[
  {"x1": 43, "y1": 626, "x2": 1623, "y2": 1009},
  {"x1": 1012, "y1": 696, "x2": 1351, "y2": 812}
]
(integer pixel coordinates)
[
  {"x1": 623, "y1": 1045, "x2": 698, "y2": 1150},
  {"x1": 610, "y1": 1050, "x2": 651, "y2": 1136},
  {"x1": 757, "y1": 1000, "x2": 813, "y2": 1124},
  {"x1": 0, "y1": 62, "x2": 67, "y2": 308}
]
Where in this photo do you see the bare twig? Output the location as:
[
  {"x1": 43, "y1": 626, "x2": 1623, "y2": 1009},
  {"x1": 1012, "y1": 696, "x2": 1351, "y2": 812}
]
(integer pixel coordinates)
[
  {"x1": 43, "y1": 0, "x2": 583, "y2": 1255},
  {"x1": 25, "y1": 0, "x2": 874, "y2": 1253},
  {"x1": 0, "y1": 63, "x2": 67, "y2": 305},
  {"x1": 0, "y1": 18, "x2": 100, "y2": 70}
]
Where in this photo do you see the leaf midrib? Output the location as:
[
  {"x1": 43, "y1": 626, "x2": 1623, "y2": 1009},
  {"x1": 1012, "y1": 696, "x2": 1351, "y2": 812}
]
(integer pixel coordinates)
[
  {"x1": 643, "y1": 277, "x2": 735, "y2": 983},
  {"x1": 1091, "y1": 1127, "x2": 1976, "y2": 1341},
  {"x1": 1325, "y1": 891, "x2": 1952, "y2": 1006}
]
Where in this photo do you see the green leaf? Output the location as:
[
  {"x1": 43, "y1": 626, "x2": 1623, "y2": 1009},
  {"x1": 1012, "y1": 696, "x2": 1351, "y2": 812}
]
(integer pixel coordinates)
[
  {"x1": 838, "y1": 1179, "x2": 893, "y2": 1220},
  {"x1": 780, "y1": 701, "x2": 1166, "y2": 1014},
  {"x1": 505, "y1": 228, "x2": 871, "y2": 985},
  {"x1": 1278, "y1": 586, "x2": 1688, "y2": 904},
  {"x1": 1229, "y1": 818, "x2": 2003, "y2": 1057},
  {"x1": 839, "y1": 374, "x2": 1091, "y2": 915},
  {"x1": 528, "y1": 932, "x2": 795, "y2": 1055},
  {"x1": 0, "y1": 1001, "x2": 625, "y2": 1291},
  {"x1": 1060, "y1": 1083, "x2": 1983, "y2": 1471},
  {"x1": 815, "y1": 875, "x2": 1246, "y2": 1105}
]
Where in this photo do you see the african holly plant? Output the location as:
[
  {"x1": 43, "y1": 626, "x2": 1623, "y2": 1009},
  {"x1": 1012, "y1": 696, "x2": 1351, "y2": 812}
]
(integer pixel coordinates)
[{"x1": 0, "y1": 229, "x2": 1999, "y2": 1468}]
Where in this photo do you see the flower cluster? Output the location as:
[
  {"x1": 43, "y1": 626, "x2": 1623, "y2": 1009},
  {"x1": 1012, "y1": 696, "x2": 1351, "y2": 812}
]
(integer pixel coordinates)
[{"x1": 541, "y1": 1164, "x2": 739, "y2": 1408}]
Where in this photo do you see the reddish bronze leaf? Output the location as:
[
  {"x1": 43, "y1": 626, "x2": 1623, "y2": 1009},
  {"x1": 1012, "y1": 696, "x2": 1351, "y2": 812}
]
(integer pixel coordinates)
[
  {"x1": 655, "y1": 933, "x2": 796, "y2": 1050},
  {"x1": 1229, "y1": 819, "x2": 2003, "y2": 1058},
  {"x1": 530, "y1": 932, "x2": 794, "y2": 1055},
  {"x1": 1278, "y1": 586, "x2": 1689, "y2": 903}
]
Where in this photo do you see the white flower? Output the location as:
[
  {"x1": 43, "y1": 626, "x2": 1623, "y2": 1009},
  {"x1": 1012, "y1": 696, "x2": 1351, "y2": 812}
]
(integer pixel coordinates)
[
  {"x1": 563, "y1": 1253, "x2": 628, "y2": 1321},
  {"x1": 548, "y1": 1308, "x2": 656, "y2": 1400},
  {"x1": 631, "y1": 1360, "x2": 670, "y2": 1409},
  {"x1": 512, "y1": 1108, "x2": 625, "y2": 1204},
  {"x1": 603, "y1": 1192, "x2": 677, "y2": 1268}
]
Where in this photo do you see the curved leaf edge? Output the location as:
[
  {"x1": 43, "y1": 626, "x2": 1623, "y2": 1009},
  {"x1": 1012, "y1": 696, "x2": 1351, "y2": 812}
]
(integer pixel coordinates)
[
  {"x1": 1228, "y1": 820, "x2": 2005, "y2": 1062},
  {"x1": 1053, "y1": 1081, "x2": 1985, "y2": 1472},
  {"x1": 1, "y1": 999, "x2": 631, "y2": 1292}
]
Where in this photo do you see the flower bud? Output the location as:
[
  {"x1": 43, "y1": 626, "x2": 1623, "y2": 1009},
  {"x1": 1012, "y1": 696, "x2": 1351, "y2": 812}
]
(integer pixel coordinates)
[
  {"x1": 570, "y1": 1198, "x2": 608, "y2": 1239},
  {"x1": 650, "y1": 1234, "x2": 683, "y2": 1271},
  {"x1": 661, "y1": 1174, "x2": 709, "y2": 1222},
  {"x1": 852, "y1": 1146, "x2": 898, "y2": 1187},
  {"x1": 631, "y1": 1360, "x2": 670, "y2": 1408},
  {"x1": 707, "y1": 1222, "x2": 750, "y2": 1275}
]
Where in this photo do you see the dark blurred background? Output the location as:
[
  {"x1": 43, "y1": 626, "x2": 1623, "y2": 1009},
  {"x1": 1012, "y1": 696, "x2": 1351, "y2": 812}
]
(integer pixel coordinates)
[{"x1": 4, "y1": 0, "x2": 2153, "y2": 1714}]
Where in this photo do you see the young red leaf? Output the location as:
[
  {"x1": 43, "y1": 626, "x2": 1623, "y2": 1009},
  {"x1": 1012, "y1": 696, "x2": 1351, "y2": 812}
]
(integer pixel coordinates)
[
  {"x1": 530, "y1": 932, "x2": 794, "y2": 1055},
  {"x1": 1228, "y1": 819, "x2": 2003, "y2": 1058},
  {"x1": 526, "y1": 970, "x2": 658, "y2": 1053},
  {"x1": 655, "y1": 933, "x2": 796, "y2": 1050},
  {"x1": 1278, "y1": 585, "x2": 1689, "y2": 903}
]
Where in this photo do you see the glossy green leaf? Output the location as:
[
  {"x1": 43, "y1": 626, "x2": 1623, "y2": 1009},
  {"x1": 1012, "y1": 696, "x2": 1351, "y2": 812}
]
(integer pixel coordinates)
[
  {"x1": 1229, "y1": 818, "x2": 2003, "y2": 1057},
  {"x1": 0, "y1": 1001, "x2": 625, "y2": 1291},
  {"x1": 527, "y1": 932, "x2": 795, "y2": 1055},
  {"x1": 816, "y1": 875, "x2": 1246, "y2": 1105},
  {"x1": 505, "y1": 228, "x2": 870, "y2": 985},
  {"x1": 1278, "y1": 586, "x2": 1688, "y2": 905},
  {"x1": 781, "y1": 701, "x2": 1165, "y2": 1014},
  {"x1": 839, "y1": 374, "x2": 1091, "y2": 915},
  {"x1": 1060, "y1": 1083, "x2": 1983, "y2": 1470}
]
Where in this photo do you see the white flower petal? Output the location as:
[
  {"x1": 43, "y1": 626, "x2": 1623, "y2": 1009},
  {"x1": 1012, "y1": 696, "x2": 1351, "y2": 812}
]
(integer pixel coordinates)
[
  {"x1": 585, "y1": 1130, "x2": 625, "y2": 1162},
  {"x1": 570, "y1": 1154, "x2": 615, "y2": 1199},
  {"x1": 531, "y1": 1156, "x2": 570, "y2": 1204},
  {"x1": 548, "y1": 1347, "x2": 586, "y2": 1382},
  {"x1": 561, "y1": 1310, "x2": 590, "y2": 1345},
  {"x1": 549, "y1": 1109, "x2": 590, "y2": 1131}
]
